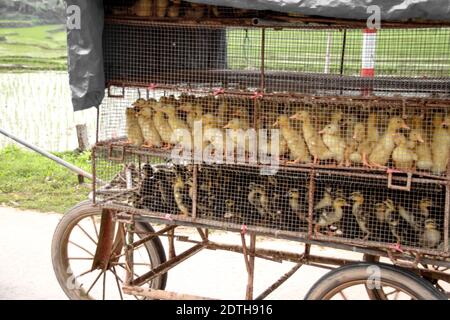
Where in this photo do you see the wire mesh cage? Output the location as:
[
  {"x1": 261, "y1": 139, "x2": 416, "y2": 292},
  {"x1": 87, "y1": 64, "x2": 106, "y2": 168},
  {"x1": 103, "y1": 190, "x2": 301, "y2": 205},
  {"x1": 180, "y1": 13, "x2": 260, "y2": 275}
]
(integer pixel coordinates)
[
  {"x1": 102, "y1": 1, "x2": 450, "y2": 98},
  {"x1": 99, "y1": 88, "x2": 450, "y2": 179},
  {"x1": 92, "y1": 144, "x2": 449, "y2": 256},
  {"x1": 94, "y1": 1, "x2": 450, "y2": 260}
]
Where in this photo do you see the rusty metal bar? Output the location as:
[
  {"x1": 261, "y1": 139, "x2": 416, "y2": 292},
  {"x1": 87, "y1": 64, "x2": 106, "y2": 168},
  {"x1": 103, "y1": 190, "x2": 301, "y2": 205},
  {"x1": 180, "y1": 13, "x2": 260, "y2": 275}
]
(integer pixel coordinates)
[
  {"x1": 122, "y1": 286, "x2": 217, "y2": 300},
  {"x1": 445, "y1": 183, "x2": 449, "y2": 253},
  {"x1": 129, "y1": 225, "x2": 176, "y2": 250},
  {"x1": 246, "y1": 233, "x2": 256, "y2": 300},
  {"x1": 255, "y1": 262, "x2": 303, "y2": 300},
  {"x1": 192, "y1": 165, "x2": 198, "y2": 219},
  {"x1": 125, "y1": 222, "x2": 135, "y2": 285},
  {"x1": 131, "y1": 243, "x2": 205, "y2": 286},
  {"x1": 168, "y1": 228, "x2": 176, "y2": 259},
  {"x1": 260, "y1": 28, "x2": 266, "y2": 93},
  {"x1": 91, "y1": 209, "x2": 116, "y2": 271},
  {"x1": 307, "y1": 170, "x2": 316, "y2": 238}
]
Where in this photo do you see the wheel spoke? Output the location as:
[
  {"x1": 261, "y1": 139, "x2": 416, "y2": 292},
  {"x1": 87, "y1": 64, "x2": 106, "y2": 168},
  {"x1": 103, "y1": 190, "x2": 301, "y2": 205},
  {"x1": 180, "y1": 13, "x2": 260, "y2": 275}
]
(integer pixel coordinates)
[
  {"x1": 338, "y1": 291, "x2": 348, "y2": 300},
  {"x1": 91, "y1": 216, "x2": 99, "y2": 240},
  {"x1": 69, "y1": 240, "x2": 94, "y2": 257},
  {"x1": 116, "y1": 262, "x2": 141, "y2": 279},
  {"x1": 111, "y1": 267, "x2": 140, "y2": 300},
  {"x1": 86, "y1": 270, "x2": 104, "y2": 295},
  {"x1": 102, "y1": 271, "x2": 106, "y2": 300},
  {"x1": 385, "y1": 288, "x2": 401, "y2": 298},
  {"x1": 76, "y1": 224, "x2": 98, "y2": 246},
  {"x1": 111, "y1": 267, "x2": 124, "y2": 300},
  {"x1": 76, "y1": 268, "x2": 96, "y2": 279}
]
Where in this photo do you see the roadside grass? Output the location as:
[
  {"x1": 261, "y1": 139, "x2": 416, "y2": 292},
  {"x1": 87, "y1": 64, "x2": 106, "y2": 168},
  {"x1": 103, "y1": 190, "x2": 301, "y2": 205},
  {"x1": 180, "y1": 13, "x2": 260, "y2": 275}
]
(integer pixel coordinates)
[{"x1": 0, "y1": 145, "x2": 91, "y2": 213}]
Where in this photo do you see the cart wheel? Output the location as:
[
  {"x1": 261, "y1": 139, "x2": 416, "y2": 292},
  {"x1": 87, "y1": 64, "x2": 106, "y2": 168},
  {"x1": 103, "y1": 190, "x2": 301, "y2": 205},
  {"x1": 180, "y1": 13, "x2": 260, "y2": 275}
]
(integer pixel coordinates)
[
  {"x1": 51, "y1": 200, "x2": 167, "y2": 300},
  {"x1": 305, "y1": 262, "x2": 446, "y2": 300},
  {"x1": 363, "y1": 254, "x2": 450, "y2": 299}
]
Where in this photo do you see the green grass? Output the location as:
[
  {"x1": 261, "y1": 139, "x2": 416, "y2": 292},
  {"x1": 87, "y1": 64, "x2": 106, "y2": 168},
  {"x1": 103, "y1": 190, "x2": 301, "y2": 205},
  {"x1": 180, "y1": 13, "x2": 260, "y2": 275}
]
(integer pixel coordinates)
[
  {"x1": 227, "y1": 28, "x2": 450, "y2": 77},
  {"x1": 0, "y1": 24, "x2": 67, "y2": 71},
  {"x1": 0, "y1": 145, "x2": 91, "y2": 213}
]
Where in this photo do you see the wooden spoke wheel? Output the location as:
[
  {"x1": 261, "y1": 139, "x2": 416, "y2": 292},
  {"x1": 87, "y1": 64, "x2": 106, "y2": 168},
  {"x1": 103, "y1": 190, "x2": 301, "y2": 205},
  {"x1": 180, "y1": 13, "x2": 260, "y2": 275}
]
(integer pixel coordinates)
[
  {"x1": 305, "y1": 262, "x2": 446, "y2": 300},
  {"x1": 51, "y1": 201, "x2": 167, "y2": 300},
  {"x1": 363, "y1": 254, "x2": 450, "y2": 299}
]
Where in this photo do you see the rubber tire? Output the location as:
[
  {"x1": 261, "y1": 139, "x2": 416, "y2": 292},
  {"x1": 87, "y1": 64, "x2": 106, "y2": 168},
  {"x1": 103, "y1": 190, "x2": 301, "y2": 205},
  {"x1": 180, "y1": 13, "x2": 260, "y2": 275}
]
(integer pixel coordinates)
[
  {"x1": 51, "y1": 200, "x2": 167, "y2": 300},
  {"x1": 305, "y1": 262, "x2": 447, "y2": 300}
]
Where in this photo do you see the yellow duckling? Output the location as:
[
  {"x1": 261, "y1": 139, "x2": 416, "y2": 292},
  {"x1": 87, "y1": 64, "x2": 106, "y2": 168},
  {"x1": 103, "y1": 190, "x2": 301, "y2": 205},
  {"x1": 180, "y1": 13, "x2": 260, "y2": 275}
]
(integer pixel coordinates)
[
  {"x1": 418, "y1": 198, "x2": 432, "y2": 219},
  {"x1": 151, "y1": 103, "x2": 174, "y2": 148},
  {"x1": 411, "y1": 115, "x2": 433, "y2": 171},
  {"x1": 161, "y1": 104, "x2": 192, "y2": 149},
  {"x1": 392, "y1": 131, "x2": 423, "y2": 170},
  {"x1": 431, "y1": 115, "x2": 450, "y2": 175},
  {"x1": 179, "y1": 101, "x2": 202, "y2": 129},
  {"x1": 232, "y1": 107, "x2": 250, "y2": 130},
  {"x1": 173, "y1": 175, "x2": 190, "y2": 216},
  {"x1": 125, "y1": 107, "x2": 144, "y2": 146},
  {"x1": 273, "y1": 115, "x2": 310, "y2": 163},
  {"x1": 314, "y1": 197, "x2": 349, "y2": 236},
  {"x1": 347, "y1": 122, "x2": 366, "y2": 166},
  {"x1": 319, "y1": 123, "x2": 347, "y2": 165},
  {"x1": 421, "y1": 219, "x2": 441, "y2": 248},
  {"x1": 368, "y1": 117, "x2": 409, "y2": 168},
  {"x1": 136, "y1": 101, "x2": 162, "y2": 148},
  {"x1": 290, "y1": 111, "x2": 334, "y2": 164},
  {"x1": 351, "y1": 113, "x2": 379, "y2": 166},
  {"x1": 223, "y1": 118, "x2": 251, "y2": 155}
]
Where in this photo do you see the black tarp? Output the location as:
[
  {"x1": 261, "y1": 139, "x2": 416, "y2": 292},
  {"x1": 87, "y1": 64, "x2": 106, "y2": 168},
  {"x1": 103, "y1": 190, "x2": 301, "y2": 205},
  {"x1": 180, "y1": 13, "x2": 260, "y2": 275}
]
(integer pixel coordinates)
[{"x1": 65, "y1": 0, "x2": 450, "y2": 111}]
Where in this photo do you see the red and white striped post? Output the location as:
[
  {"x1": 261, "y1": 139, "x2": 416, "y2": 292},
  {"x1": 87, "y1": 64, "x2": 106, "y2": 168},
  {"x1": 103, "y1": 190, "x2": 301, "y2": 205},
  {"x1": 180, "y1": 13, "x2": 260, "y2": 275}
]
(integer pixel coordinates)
[{"x1": 361, "y1": 28, "x2": 377, "y2": 95}]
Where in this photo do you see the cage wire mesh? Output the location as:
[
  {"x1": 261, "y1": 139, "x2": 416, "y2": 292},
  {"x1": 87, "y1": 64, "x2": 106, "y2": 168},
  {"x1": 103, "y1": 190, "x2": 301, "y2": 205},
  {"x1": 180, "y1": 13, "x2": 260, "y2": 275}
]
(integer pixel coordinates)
[
  {"x1": 93, "y1": 144, "x2": 447, "y2": 253},
  {"x1": 95, "y1": 1, "x2": 450, "y2": 257}
]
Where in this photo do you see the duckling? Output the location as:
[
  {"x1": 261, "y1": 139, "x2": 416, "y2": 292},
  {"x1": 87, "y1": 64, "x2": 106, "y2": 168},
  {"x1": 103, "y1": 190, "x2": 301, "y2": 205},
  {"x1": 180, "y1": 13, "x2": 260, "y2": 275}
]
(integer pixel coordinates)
[
  {"x1": 125, "y1": 107, "x2": 145, "y2": 146},
  {"x1": 411, "y1": 115, "x2": 433, "y2": 170},
  {"x1": 288, "y1": 188, "x2": 307, "y2": 222},
  {"x1": 392, "y1": 132, "x2": 420, "y2": 170},
  {"x1": 133, "y1": 0, "x2": 153, "y2": 17},
  {"x1": 418, "y1": 198, "x2": 432, "y2": 219},
  {"x1": 368, "y1": 117, "x2": 410, "y2": 168},
  {"x1": 347, "y1": 122, "x2": 366, "y2": 166},
  {"x1": 223, "y1": 118, "x2": 250, "y2": 155},
  {"x1": 314, "y1": 197, "x2": 349, "y2": 236},
  {"x1": 151, "y1": 103, "x2": 174, "y2": 148},
  {"x1": 167, "y1": 0, "x2": 181, "y2": 18},
  {"x1": 217, "y1": 98, "x2": 229, "y2": 128},
  {"x1": 162, "y1": 104, "x2": 192, "y2": 150},
  {"x1": 155, "y1": 0, "x2": 169, "y2": 17},
  {"x1": 352, "y1": 114, "x2": 379, "y2": 166},
  {"x1": 350, "y1": 192, "x2": 370, "y2": 240},
  {"x1": 314, "y1": 187, "x2": 332, "y2": 211},
  {"x1": 374, "y1": 202, "x2": 387, "y2": 224},
  {"x1": 384, "y1": 199, "x2": 403, "y2": 247},
  {"x1": 136, "y1": 102, "x2": 163, "y2": 148},
  {"x1": 232, "y1": 107, "x2": 250, "y2": 130},
  {"x1": 224, "y1": 199, "x2": 242, "y2": 219},
  {"x1": 319, "y1": 123, "x2": 347, "y2": 165},
  {"x1": 273, "y1": 115, "x2": 310, "y2": 163},
  {"x1": 173, "y1": 175, "x2": 190, "y2": 216},
  {"x1": 421, "y1": 219, "x2": 441, "y2": 248},
  {"x1": 290, "y1": 111, "x2": 334, "y2": 164},
  {"x1": 179, "y1": 101, "x2": 202, "y2": 129},
  {"x1": 398, "y1": 205, "x2": 421, "y2": 232},
  {"x1": 431, "y1": 115, "x2": 450, "y2": 175},
  {"x1": 248, "y1": 183, "x2": 279, "y2": 219},
  {"x1": 185, "y1": 3, "x2": 205, "y2": 19}
]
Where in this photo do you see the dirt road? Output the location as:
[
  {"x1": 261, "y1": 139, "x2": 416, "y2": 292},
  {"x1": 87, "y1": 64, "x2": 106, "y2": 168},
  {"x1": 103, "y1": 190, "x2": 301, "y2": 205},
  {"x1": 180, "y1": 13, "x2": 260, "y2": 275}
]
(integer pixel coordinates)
[{"x1": 0, "y1": 206, "x2": 364, "y2": 300}]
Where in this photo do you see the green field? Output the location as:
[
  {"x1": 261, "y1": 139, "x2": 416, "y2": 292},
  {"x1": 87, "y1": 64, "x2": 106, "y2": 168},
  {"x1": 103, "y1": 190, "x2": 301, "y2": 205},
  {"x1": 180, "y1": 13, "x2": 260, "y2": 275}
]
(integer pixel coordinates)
[
  {"x1": 1, "y1": 24, "x2": 449, "y2": 75},
  {"x1": 0, "y1": 24, "x2": 67, "y2": 71},
  {"x1": 228, "y1": 28, "x2": 450, "y2": 77},
  {"x1": 0, "y1": 145, "x2": 91, "y2": 213}
]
